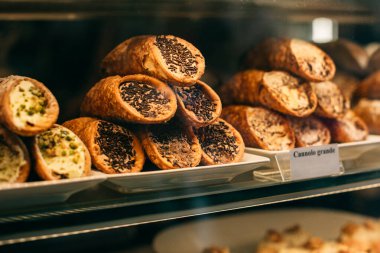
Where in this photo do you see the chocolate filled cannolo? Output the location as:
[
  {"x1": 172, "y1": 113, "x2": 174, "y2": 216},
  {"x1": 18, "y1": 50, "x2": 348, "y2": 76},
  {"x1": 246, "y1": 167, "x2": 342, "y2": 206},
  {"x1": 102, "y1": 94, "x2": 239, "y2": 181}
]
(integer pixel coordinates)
[
  {"x1": 81, "y1": 74, "x2": 177, "y2": 124},
  {"x1": 173, "y1": 80, "x2": 222, "y2": 127},
  {"x1": 0, "y1": 75, "x2": 59, "y2": 136},
  {"x1": 101, "y1": 35, "x2": 205, "y2": 86},
  {"x1": 192, "y1": 118, "x2": 244, "y2": 165},
  {"x1": 63, "y1": 117, "x2": 145, "y2": 174},
  {"x1": 140, "y1": 122, "x2": 202, "y2": 170}
]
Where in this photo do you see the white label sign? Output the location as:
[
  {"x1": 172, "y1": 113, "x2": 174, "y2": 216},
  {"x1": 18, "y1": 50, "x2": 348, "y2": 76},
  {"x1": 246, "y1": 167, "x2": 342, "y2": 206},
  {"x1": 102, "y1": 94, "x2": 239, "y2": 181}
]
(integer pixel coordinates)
[{"x1": 290, "y1": 144, "x2": 340, "y2": 180}]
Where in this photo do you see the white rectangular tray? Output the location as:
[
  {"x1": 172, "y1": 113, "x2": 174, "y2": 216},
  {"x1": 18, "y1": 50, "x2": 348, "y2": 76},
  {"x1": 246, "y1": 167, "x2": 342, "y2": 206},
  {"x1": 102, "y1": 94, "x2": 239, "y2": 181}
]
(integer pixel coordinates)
[
  {"x1": 101, "y1": 153, "x2": 270, "y2": 193},
  {"x1": 0, "y1": 173, "x2": 106, "y2": 210},
  {"x1": 245, "y1": 135, "x2": 380, "y2": 181},
  {"x1": 247, "y1": 135, "x2": 380, "y2": 161}
]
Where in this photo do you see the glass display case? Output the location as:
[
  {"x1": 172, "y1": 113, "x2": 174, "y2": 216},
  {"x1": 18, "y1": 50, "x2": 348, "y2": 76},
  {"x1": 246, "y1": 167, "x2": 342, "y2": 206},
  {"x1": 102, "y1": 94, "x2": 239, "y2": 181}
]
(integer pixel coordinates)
[{"x1": 1, "y1": 1, "x2": 380, "y2": 252}]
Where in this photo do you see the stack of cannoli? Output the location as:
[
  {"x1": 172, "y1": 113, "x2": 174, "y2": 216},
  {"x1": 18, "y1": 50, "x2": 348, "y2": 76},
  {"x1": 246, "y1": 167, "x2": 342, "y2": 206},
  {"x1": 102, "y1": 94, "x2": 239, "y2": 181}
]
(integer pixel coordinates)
[
  {"x1": 67, "y1": 35, "x2": 245, "y2": 173},
  {"x1": 220, "y1": 38, "x2": 368, "y2": 151},
  {"x1": 0, "y1": 75, "x2": 91, "y2": 183}
]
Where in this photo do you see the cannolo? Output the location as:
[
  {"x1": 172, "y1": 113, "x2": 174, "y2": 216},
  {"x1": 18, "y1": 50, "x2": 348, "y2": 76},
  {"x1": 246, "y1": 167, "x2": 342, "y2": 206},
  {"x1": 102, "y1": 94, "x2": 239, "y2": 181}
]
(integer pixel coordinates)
[
  {"x1": 311, "y1": 81, "x2": 349, "y2": 119},
  {"x1": 220, "y1": 70, "x2": 317, "y2": 117},
  {"x1": 353, "y1": 98, "x2": 380, "y2": 135},
  {"x1": 0, "y1": 75, "x2": 59, "y2": 136},
  {"x1": 0, "y1": 125, "x2": 30, "y2": 183},
  {"x1": 140, "y1": 121, "x2": 202, "y2": 170},
  {"x1": 81, "y1": 74, "x2": 177, "y2": 124},
  {"x1": 321, "y1": 39, "x2": 368, "y2": 75},
  {"x1": 288, "y1": 116, "x2": 331, "y2": 147},
  {"x1": 323, "y1": 111, "x2": 368, "y2": 143},
  {"x1": 173, "y1": 80, "x2": 222, "y2": 127},
  {"x1": 222, "y1": 105, "x2": 295, "y2": 151},
  {"x1": 192, "y1": 118, "x2": 245, "y2": 165},
  {"x1": 63, "y1": 117, "x2": 145, "y2": 174},
  {"x1": 244, "y1": 38, "x2": 336, "y2": 81},
  {"x1": 32, "y1": 124, "x2": 91, "y2": 180},
  {"x1": 101, "y1": 35, "x2": 205, "y2": 86},
  {"x1": 355, "y1": 70, "x2": 380, "y2": 99}
]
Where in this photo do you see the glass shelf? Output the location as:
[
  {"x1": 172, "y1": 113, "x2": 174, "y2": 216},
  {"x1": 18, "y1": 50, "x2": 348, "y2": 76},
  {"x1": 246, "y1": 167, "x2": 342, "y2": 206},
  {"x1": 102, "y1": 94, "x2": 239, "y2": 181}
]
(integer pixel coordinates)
[{"x1": 1, "y1": 166, "x2": 380, "y2": 246}]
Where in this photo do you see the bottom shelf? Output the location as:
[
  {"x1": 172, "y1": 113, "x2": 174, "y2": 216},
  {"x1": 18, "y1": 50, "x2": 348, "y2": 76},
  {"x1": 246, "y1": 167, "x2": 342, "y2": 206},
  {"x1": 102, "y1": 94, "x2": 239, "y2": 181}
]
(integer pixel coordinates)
[{"x1": 1, "y1": 169, "x2": 380, "y2": 246}]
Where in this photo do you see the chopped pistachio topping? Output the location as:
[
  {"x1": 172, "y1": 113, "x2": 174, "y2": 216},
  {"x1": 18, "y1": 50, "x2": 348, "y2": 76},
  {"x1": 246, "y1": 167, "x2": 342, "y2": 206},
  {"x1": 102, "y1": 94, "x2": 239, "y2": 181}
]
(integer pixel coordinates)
[
  {"x1": 37, "y1": 126, "x2": 85, "y2": 179},
  {"x1": 10, "y1": 81, "x2": 49, "y2": 128}
]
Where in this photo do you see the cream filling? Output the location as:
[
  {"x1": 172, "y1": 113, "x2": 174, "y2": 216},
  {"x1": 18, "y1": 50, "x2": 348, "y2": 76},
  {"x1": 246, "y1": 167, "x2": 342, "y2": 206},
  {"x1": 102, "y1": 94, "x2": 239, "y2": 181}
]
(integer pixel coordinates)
[
  {"x1": 37, "y1": 126, "x2": 85, "y2": 179},
  {"x1": 264, "y1": 72, "x2": 311, "y2": 111},
  {"x1": 10, "y1": 81, "x2": 48, "y2": 128},
  {"x1": 0, "y1": 142, "x2": 25, "y2": 183},
  {"x1": 248, "y1": 109, "x2": 293, "y2": 151}
]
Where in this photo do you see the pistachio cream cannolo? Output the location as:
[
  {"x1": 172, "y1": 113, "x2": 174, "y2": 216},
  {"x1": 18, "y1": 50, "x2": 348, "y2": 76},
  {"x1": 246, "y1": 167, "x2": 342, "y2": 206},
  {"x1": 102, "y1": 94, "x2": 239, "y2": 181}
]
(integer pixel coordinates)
[
  {"x1": 0, "y1": 125, "x2": 30, "y2": 183},
  {"x1": 32, "y1": 124, "x2": 91, "y2": 180},
  {"x1": 0, "y1": 75, "x2": 59, "y2": 136}
]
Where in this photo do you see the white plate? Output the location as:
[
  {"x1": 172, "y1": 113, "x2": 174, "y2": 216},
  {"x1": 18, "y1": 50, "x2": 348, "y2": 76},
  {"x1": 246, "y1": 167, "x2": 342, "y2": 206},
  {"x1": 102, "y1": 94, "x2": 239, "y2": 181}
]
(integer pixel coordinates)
[
  {"x1": 0, "y1": 172, "x2": 106, "y2": 210},
  {"x1": 102, "y1": 153, "x2": 270, "y2": 193},
  {"x1": 154, "y1": 208, "x2": 372, "y2": 253}
]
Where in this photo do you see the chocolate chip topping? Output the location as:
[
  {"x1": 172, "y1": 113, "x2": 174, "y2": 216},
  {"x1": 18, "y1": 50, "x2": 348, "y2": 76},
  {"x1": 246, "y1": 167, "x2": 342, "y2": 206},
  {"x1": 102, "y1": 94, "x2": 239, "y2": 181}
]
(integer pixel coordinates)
[
  {"x1": 119, "y1": 81, "x2": 170, "y2": 118},
  {"x1": 96, "y1": 121, "x2": 136, "y2": 173},
  {"x1": 174, "y1": 84, "x2": 216, "y2": 121},
  {"x1": 149, "y1": 124, "x2": 197, "y2": 168},
  {"x1": 194, "y1": 121, "x2": 238, "y2": 163},
  {"x1": 154, "y1": 35, "x2": 198, "y2": 77}
]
